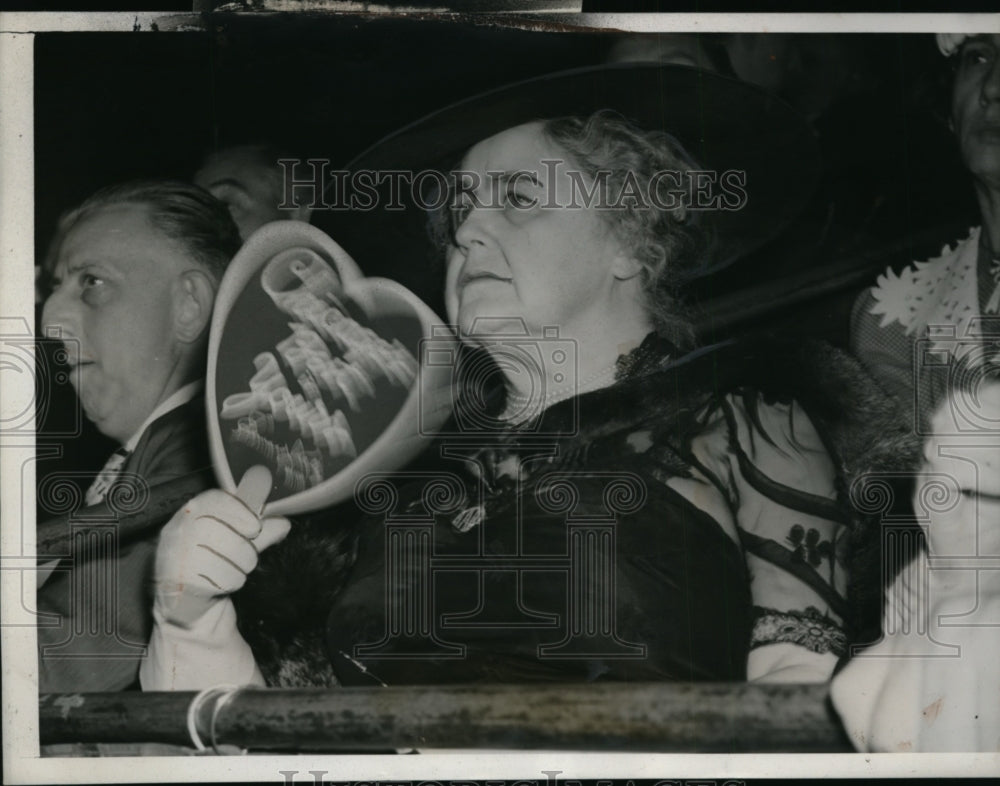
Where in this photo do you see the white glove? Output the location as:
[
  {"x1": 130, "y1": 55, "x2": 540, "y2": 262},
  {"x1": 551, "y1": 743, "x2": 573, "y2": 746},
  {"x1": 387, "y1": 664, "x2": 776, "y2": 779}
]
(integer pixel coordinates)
[
  {"x1": 152, "y1": 488, "x2": 291, "y2": 628},
  {"x1": 142, "y1": 467, "x2": 291, "y2": 691}
]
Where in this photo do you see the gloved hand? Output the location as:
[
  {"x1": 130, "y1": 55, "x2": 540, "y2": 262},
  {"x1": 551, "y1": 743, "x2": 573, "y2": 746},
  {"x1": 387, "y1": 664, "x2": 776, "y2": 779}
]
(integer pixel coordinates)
[
  {"x1": 153, "y1": 487, "x2": 291, "y2": 627},
  {"x1": 141, "y1": 467, "x2": 291, "y2": 691}
]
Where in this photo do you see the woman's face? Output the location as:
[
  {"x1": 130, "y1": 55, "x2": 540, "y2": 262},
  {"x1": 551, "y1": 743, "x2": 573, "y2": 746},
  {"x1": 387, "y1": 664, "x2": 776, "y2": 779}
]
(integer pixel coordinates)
[{"x1": 444, "y1": 122, "x2": 631, "y2": 342}]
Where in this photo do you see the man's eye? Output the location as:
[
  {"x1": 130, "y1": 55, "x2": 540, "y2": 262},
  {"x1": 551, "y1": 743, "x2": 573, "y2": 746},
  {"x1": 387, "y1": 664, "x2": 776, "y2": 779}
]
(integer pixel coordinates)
[
  {"x1": 79, "y1": 272, "x2": 110, "y2": 305},
  {"x1": 962, "y1": 45, "x2": 993, "y2": 67}
]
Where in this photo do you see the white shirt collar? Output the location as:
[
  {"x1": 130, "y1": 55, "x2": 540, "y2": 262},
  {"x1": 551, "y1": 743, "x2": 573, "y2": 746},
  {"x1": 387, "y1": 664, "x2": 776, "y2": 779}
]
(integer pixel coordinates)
[{"x1": 122, "y1": 379, "x2": 204, "y2": 453}]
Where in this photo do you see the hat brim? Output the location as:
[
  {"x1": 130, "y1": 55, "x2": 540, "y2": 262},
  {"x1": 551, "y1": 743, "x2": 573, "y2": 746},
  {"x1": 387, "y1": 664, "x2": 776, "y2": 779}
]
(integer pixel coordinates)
[{"x1": 313, "y1": 63, "x2": 821, "y2": 302}]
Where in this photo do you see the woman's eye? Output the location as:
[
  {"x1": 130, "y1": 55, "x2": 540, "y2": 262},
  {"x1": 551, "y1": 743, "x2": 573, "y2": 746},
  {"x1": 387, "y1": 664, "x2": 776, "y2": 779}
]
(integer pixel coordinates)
[
  {"x1": 504, "y1": 186, "x2": 537, "y2": 210},
  {"x1": 81, "y1": 273, "x2": 103, "y2": 288},
  {"x1": 450, "y1": 201, "x2": 473, "y2": 235}
]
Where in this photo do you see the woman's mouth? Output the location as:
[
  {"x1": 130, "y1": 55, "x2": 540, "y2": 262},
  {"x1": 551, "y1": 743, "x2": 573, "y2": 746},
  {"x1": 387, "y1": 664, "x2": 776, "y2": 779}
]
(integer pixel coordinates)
[{"x1": 458, "y1": 270, "x2": 513, "y2": 289}]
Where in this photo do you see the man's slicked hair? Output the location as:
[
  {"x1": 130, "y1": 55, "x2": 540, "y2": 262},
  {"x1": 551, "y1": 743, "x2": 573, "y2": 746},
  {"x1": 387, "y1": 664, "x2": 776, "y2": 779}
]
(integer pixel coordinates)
[{"x1": 44, "y1": 179, "x2": 242, "y2": 282}]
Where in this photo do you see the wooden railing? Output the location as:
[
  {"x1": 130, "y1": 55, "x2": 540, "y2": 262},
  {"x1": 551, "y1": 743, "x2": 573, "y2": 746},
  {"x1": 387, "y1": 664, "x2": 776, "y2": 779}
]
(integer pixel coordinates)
[{"x1": 40, "y1": 682, "x2": 853, "y2": 754}]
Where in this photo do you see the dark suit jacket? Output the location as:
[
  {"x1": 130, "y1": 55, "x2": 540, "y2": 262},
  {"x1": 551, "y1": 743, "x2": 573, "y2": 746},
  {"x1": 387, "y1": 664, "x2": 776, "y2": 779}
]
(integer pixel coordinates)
[{"x1": 37, "y1": 395, "x2": 214, "y2": 693}]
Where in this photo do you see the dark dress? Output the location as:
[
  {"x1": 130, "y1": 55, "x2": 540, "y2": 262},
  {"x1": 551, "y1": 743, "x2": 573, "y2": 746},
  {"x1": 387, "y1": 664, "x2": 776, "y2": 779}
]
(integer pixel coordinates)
[{"x1": 237, "y1": 335, "x2": 918, "y2": 687}]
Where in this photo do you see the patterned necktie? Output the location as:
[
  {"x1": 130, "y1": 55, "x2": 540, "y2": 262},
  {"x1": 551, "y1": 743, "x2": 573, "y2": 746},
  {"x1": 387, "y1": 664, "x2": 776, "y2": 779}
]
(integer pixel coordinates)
[{"x1": 84, "y1": 447, "x2": 131, "y2": 507}]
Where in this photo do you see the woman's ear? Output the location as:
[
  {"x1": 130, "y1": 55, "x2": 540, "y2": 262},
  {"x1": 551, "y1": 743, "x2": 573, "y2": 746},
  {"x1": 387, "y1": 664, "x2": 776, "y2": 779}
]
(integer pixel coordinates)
[
  {"x1": 172, "y1": 269, "x2": 216, "y2": 344},
  {"x1": 611, "y1": 253, "x2": 644, "y2": 281}
]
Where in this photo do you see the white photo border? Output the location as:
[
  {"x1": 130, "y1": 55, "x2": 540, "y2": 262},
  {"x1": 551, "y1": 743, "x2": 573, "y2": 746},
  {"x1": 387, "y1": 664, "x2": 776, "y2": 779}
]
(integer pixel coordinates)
[{"x1": 3, "y1": 9, "x2": 999, "y2": 784}]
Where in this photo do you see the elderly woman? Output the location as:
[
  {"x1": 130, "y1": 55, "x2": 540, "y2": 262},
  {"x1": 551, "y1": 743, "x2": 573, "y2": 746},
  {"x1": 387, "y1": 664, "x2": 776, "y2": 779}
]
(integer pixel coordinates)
[{"x1": 141, "y1": 65, "x2": 906, "y2": 693}]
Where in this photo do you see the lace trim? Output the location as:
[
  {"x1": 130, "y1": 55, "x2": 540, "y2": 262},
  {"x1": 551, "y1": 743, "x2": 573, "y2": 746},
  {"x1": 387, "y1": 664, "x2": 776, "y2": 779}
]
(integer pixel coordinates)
[
  {"x1": 750, "y1": 605, "x2": 846, "y2": 657},
  {"x1": 496, "y1": 332, "x2": 677, "y2": 431},
  {"x1": 614, "y1": 331, "x2": 679, "y2": 380}
]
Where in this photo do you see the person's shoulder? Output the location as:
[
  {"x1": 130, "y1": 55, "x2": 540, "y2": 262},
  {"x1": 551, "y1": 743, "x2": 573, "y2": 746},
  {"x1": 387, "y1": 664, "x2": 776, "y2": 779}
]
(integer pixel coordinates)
[
  {"x1": 127, "y1": 396, "x2": 211, "y2": 484},
  {"x1": 599, "y1": 336, "x2": 919, "y2": 482},
  {"x1": 856, "y1": 226, "x2": 981, "y2": 334},
  {"x1": 136, "y1": 397, "x2": 204, "y2": 450},
  {"x1": 678, "y1": 337, "x2": 917, "y2": 472},
  {"x1": 870, "y1": 226, "x2": 979, "y2": 287}
]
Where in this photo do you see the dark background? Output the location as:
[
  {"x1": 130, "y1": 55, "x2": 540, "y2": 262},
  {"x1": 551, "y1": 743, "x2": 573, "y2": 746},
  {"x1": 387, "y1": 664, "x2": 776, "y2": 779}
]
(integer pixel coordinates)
[{"x1": 34, "y1": 18, "x2": 978, "y2": 308}]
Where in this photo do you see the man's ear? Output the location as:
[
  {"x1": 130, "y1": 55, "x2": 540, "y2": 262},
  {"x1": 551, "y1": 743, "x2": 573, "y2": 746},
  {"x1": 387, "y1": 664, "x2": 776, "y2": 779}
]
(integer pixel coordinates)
[
  {"x1": 611, "y1": 253, "x2": 644, "y2": 281},
  {"x1": 172, "y1": 269, "x2": 216, "y2": 344}
]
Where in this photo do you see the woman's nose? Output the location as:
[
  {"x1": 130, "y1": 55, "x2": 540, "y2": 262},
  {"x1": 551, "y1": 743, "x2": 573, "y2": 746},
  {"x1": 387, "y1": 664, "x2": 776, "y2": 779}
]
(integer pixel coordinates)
[{"x1": 452, "y1": 201, "x2": 498, "y2": 253}]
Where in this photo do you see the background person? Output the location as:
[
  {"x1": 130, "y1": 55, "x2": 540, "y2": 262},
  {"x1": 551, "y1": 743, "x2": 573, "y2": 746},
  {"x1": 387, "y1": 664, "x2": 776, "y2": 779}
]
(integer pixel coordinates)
[
  {"x1": 832, "y1": 366, "x2": 1000, "y2": 752},
  {"x1": 140, "y1": 66, "x2": 913, "y2": 695},
  {"x1": 194, "y1": 144, "x2": 313, "y2": 242},
  {"x1": 37, "y1": 180, "x2": 242, "y2": 692},
  {"x1": 851, "y1": 34, "x2": 1000, "y2": 431},
  {"x1": 830, "y1": 33, "x2": 1000, "y2": 752}
]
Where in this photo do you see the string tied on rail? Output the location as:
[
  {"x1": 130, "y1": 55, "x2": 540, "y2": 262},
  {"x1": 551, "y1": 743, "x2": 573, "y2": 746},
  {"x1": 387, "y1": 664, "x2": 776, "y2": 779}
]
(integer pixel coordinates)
[{"x1": 185, "y1": 684, "x2": 250, "y2": 755}]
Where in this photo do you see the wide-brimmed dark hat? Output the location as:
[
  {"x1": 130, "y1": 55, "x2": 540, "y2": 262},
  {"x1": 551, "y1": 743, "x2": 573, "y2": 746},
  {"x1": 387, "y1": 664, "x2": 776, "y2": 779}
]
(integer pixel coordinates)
[{"x1": 313, "y1": 62, "x2": 821, "y2": 307}]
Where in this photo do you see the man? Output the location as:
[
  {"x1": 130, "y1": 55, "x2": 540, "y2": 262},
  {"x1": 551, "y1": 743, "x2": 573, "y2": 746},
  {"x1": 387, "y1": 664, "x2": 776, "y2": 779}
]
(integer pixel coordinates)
[
  {"x1": 851, "y1": 33, "x2": 1000, "y2": 430},
  {"x1": 38, "y1": 180, "x2": 242, "y2": 692},
  {"x1": 194, "y1": 144, "x2": 312, "y2": 242}
]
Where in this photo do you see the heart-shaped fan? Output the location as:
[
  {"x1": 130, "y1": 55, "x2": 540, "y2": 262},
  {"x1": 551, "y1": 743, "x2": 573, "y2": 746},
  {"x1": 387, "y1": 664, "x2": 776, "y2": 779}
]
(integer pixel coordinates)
[{"x1": 206, "y1": 220, "x2": 455, "y2": 516}]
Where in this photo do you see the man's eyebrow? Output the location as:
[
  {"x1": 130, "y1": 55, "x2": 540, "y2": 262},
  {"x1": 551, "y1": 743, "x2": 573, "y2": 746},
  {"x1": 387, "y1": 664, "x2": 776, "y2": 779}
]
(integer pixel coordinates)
[
  {"x1": 64, "y1": 258, "x2": 120, "y2": 276},
  {"x1": 961, "y1": 34, "x2": 993, "y2": 48},
  {"x1": 65, "y1": 256, "x2": 103, "y2": 270}
]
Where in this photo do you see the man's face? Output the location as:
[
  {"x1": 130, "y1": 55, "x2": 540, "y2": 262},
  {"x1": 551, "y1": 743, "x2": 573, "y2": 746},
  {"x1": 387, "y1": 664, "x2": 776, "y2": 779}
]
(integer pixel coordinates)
[
  {"x1": 194, "y1": 147, "x2": 287, "y2": 241},
  {"x1": 42, "y1": 204, "x2": 191, "y2": 444},
  {"x1": 952, "y1": 34, "x2": 1000, "y2": 185}
]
